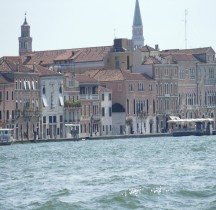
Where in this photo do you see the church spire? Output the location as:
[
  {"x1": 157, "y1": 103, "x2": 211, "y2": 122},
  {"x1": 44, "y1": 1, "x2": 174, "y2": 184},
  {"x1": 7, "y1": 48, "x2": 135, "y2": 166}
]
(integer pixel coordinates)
[
  {"x1": 19, "y1": 13, "x2": 32, "y2": 55},
  {"x1": 132, "y1": 0, "x2": 144, "y2": 49},
  {"x1": 133, "y1": 0, "x2": 143, "y2": 26},
  {"x1": 23, "y1": 12, "x2": 28, "y2": 25}
]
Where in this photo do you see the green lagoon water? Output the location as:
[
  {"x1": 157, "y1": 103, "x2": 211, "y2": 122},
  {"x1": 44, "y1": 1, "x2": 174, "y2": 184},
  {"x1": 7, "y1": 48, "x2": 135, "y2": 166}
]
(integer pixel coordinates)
[{"x1": 1, "y1": 136, "x2": 216, "y2": 210}]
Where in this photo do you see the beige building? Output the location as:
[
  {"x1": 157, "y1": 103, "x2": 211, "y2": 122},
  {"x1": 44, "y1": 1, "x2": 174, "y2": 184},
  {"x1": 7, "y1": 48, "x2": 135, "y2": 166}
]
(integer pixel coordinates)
[
  {"x1": 86, "y1": 69, "x2": 156, "y2": 134},
  {"x1": 76, "y1": 74, "x2": 101, "y2": 138}
]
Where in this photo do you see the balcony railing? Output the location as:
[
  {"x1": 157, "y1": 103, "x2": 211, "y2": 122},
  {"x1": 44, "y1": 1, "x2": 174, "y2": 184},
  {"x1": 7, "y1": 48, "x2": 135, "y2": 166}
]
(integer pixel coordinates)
[{"x1": 80, "y1": 94, "x2": 99, "y2": 100}]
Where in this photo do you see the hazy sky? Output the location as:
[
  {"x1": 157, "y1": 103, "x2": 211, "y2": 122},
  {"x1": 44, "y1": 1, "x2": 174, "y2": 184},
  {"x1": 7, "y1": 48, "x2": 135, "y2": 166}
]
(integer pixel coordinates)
[{"x1": 0, "y1": 0, "x2": 216, "y2": 57}]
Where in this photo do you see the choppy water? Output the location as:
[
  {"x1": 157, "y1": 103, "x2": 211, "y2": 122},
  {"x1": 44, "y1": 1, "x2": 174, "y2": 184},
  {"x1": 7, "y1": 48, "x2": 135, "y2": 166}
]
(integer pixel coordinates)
[{"x1": 1, "y1": 136, "x2": 216, "y2": 210}]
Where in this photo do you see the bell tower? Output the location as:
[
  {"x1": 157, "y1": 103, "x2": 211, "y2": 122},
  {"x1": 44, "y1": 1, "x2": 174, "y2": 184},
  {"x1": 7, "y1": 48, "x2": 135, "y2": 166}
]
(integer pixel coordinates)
[
  {"x1": 132, "y1": 0, "x2": 144, "y2": 49},
  {"x1": 19, "y1": 13, "x2": 32, "y2": 55}
]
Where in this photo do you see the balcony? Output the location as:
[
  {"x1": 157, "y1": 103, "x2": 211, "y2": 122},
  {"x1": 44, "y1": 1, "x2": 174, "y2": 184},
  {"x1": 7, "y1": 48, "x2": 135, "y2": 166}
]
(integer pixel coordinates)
[
  {"x1": 91, "y1": 115, "x2": 101, "y2": 122},
  {"x1": 15, "y1": 109, "x2": 22, "y2": 118},
  {"x1": 64, "y1": 100, "x2": 81, "y2": 109},
  {"x1": 80, "y1": 94, "x2": 99, "y2": 100}
]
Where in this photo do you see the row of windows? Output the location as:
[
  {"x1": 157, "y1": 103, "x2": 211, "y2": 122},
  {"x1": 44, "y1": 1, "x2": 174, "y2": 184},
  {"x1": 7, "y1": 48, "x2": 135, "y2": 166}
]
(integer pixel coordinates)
[
  {"x1": 42, "y1": 115, "x2": 63, "y2": 124},
  {"x1": 126, "y1": 99, "x2": 156, "y2": 115},
  {"x1": 155, "y1": 68, "x2": 178, "y2": 77},
  {"x1": 178, "y1": 91, "x2": 216, "y2": 107},
  {"x1": 0, "y1": 110, "x2": 14, "y2": 120},
  {"x1": 156, "y1": 99, "x2": 178, "y2": 111},
  {"x1": 15, "y1": 80, "x2": 38, "y2": 90},
  {"x1": 129, "y1": 83, "x2": 153, "y2": 92},
  {"x1": 0, "y1": 91, "x2": 14, "y2": 101},
  {"x1": 102, "y1": 93, "x2": 112, "y2": 101},
  {"x1": 42, "y1": 86, "x2": 63, "y2": 94},
  {"x1": 102, "y1": 107, "x2": 112, "y2": 117},
  {"x1": 156, "y1": 83, "x2": 177, "y2": 95}
]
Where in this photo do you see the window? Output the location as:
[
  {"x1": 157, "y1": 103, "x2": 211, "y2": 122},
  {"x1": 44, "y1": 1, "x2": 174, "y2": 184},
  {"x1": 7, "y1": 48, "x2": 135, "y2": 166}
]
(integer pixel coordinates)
[
  {"x1": 138, "y1": 83, "x2": 144, "y2": 91},
  {"x1": 69, "y1": 80, "x2": 73, "y2": 87},
  {"x1": 109, "y1": 93, "x2": 112, "y2": 101},
  {"x1": 102, "y1": 107, "x2": 105, "y2": 117},
  {"x1": 102, "y1": 94, "x2": 104, "y2": 101},
  {"x1": 59, "y1": 86, "x2": 62, "y2": 94},
  {"x1": 42, "y1": 87, "x2": 46, "y2": 94},
  {"x1": 53, "y1": 116, "x2": 57, "y2": 123},
  {"x1": 6, "y1": 91, "x2": 9, "y2": 100},
  {"x1": 110, "y1": 125, "x2": 112, "y2": 131},
  {"x1": 190, "y1": 68, "x2": 195, "y2": 79},
  {"x1": 0, "y1": 111, "x2": 1, "y2": 120},
  {"x1": 109, "y1": 107, "x2": 112, "y2": 117},
  {"x1": 0, "y1": 92, "x2": 2, "y2": 102},
  {"x1": 180, "y1": 69, "x2": 185, "y2": 79},
  {"x1": 12, "y1": 91, "x2": 14, "y2": 100},
  {"x1": 36, "y1": 81, "x2": 38, "y2": 90},
  {"x1": 129, "y1": 83, "x2": 134, "y2": 91},
  {"x1": 115, "y1": 56, "x2": 120, "y2": 69},
  {"x1": 15, "y1": 80, "x2": 18, "y2": 90},
  {"x1": 49, "y1": 116, "x2": 52, "y2": 123},
  {"x1": 60, "y1": 115, "x2": 63, "y2": 123},
  {"x1": 7, "y1": 110, "x2": 9, "y2": 120}
]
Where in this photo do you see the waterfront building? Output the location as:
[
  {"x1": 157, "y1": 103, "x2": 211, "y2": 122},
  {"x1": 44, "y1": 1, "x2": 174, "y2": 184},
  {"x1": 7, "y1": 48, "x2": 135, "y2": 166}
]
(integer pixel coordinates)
[
  {"x1": 75, "y1": 74, "x2": 101, "y2": 138},
  {"x1": 161, "y1": 47, "x2": 216, "y2": 128},
  {"x1": 0, "y1": 74, "x2": 15, "y2": 129},
  {"x1": 63, "y1": 72, "x2": 81, "y2": 139},
  {"x1": 36, "y1": 65, "x2": 64, "y2": 139},
  {"x1": 86, "y1": 69, "x2": 156, "y2": 134},
  {"x1": 0, "y1": 57, "x2": 39, "y2": 140},
  {"x1": 99, "y1": 86, "x2": 113, "y2": 136}
]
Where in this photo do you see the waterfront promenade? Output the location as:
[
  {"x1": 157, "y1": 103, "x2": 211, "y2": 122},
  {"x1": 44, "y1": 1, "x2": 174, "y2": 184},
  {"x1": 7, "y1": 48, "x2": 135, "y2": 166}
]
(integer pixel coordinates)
[{"x1": 12, "y1": 133, "x2": 172, "y2": 144}]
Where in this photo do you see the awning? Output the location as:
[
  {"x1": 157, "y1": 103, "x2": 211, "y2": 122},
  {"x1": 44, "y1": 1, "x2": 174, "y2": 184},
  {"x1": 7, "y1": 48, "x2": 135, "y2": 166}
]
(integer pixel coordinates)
[
  {"x1": 23, "y1": 81, "x2": 26, "y2": 90},
  {"x1": 59, "y1": 95, "x2": 64, "y2": 106},
  {"x1": 28, "y1": 81, "x2": 31, "y2": 90},
  {"x1": 42, "y1": 95, "x2": 48, "y2": 107},
  {"x1": 32, "y1": 81, "x2": 35, "y2": 90}
]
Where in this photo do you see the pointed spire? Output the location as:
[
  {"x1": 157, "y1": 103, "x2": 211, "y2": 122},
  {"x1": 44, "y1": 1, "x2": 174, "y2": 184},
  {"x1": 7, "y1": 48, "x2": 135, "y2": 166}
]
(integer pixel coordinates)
[
  {"x1": 23, "y1": 12, "x2": 28, "y2": 25},
  {"x1": 133, "y1": 0, "x2": 143, "y2": 26}
]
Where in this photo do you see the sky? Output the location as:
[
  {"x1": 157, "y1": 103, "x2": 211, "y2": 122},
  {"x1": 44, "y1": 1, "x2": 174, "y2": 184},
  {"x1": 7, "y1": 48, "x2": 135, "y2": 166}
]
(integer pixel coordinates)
[{"x1": 0, "y1": 0, "x2": 216, "y2": 57}]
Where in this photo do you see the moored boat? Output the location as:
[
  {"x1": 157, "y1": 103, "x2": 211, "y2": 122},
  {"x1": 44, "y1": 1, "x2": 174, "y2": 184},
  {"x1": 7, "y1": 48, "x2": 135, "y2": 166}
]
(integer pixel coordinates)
[{"x1": 0, "y1": 128, "x2": 14, "y2": 146}]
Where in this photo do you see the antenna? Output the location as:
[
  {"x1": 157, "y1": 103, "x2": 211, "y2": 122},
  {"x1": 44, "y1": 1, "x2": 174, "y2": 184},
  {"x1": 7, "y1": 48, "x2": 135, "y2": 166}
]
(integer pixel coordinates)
[{"x1": 185, "y1": 9, "x2": 188, "y2": 49}]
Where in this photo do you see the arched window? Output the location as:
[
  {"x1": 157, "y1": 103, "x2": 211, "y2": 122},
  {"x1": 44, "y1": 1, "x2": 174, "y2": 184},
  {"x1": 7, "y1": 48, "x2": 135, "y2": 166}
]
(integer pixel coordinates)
[{"x1": 42, "y1": 87, "x2": 46, "y2": 95}]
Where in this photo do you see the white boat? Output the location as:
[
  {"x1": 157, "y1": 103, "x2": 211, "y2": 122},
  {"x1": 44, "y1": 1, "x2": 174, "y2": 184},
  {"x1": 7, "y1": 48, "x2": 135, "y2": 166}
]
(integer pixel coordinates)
[{"x1": 0, "y1": 129, "x2": 14, "y2": 146}]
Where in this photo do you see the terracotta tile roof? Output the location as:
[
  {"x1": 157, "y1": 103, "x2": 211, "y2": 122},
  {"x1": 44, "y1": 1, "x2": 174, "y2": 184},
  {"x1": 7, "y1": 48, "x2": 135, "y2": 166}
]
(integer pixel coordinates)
[
  {"x1": 75, "y1": 74, "x2": 98, "y2": 83},
  {"x1": 73, "y1": 47, "x2": 111, "y2": 63},
  {"x1": 2, "y1": 56, "x2": 22, "y2": 63},
  {"x1": 0, "y1": 57, "x2": 34, "y2": 73},
  {"x1": 98, "y1": 86, "x2": 112, "y2": 92},
  {"x1": 170, "y1": 53, "x2": 199, "y2": 62},
  {"x1": 143, "y1": 56, "x2": 161, "y2": 64},
  {"x1": 0, "y1": 74, "x2": 13, "y2": 84},
  {"x1": 84, "y1": 69, "x2": 154, "y2": 82},
  {"x1": 21, "y1": 46, "x2": 112, "y2": 66},
  {"x1": 54, "y1": 50, "x2": 80, "y2": 61},
  {"x1": 139, "y1": 45, "x2": 156, "y2": 52},
  {"x1": 26, "y1": 64, "x2": 62, "y2": 77},
  {"x1": 161, "y1": 47, "x2": 215, "y2": 54},
  {"x1": 122, "y1": 70, "x2": 154, "y2": 81},
  {"x1": 22, "y1": 50, "x2": 69, "y2": 66},
  {"x1": 91, "y1": 69, "x2": 125, "y2": 81}
]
